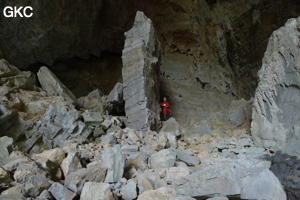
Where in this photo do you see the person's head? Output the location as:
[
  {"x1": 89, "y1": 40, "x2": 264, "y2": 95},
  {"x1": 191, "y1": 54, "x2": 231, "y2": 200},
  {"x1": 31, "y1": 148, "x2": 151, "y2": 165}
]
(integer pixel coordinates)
[{"x1": 163, "y1": 96, "x2": 167, "y2": 101}]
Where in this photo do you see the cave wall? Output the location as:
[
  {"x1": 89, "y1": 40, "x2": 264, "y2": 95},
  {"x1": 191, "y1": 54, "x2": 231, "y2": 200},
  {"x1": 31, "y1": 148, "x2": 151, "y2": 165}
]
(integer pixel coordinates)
[{"x1": 1, "y1": 0, "x2": 299, "y2": 97}]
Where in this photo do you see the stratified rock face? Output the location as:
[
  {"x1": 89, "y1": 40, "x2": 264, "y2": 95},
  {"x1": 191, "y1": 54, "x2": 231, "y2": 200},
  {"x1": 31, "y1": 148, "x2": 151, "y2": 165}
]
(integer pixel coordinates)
[
  {"x1": 251, "y1": 17, "x2": 300, "y2": 157},
  {"x1": 122, "y1": 11, "x2": 161, "y2": 131}
]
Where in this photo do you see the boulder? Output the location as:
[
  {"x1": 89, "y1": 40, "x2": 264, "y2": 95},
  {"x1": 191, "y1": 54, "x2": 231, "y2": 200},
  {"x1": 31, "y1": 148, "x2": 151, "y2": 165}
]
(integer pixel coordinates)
[
  {"x1": 78, "y1": 89, "x2": 105, "y2": 113},
  {"x1": 60, "y1": 152, "x2": 82, "y2": 177},
  {"x1": 0, "y1": 59, "x2": 35, "y2": 90},
  {"x1": 37, "y1": 66, "x2": 76, "y2": 103},
  {"x1": 149, "y1": 149, "x2": 176, "y2": 169},
  {"x1": 240, "y1": 169, "x2": 287, "y2": 200},
  {"x1": 0, "y1": 136, "x2": 13, "y2": 166},
  {"x1": 82, "y1": 110, "x2": 104, "y2": 123},
  {"x1": 0, "y1": 184, "x2": 26, "y2": 200},
  {"x1": 165, "y1": 166, "x2": 190, "y2": 184},
  {"x1": 159, "y1": 118, "x2": 181, "y2": 137},
  {"x1": 48, "y1": 182, "x2": 77, "y2": 200},
  {"x1": 64, "y1": 164, "x2": 107, "y2": 194},
  {"x1": 206, "y1": 198, "x2": 229, "y2": 200},
  {"x1": 136, "y1": 173, "x2": 155, "y2": 193},
  {"x1": 122, "y1": 11, "x2": 161, "y2": 131},
  {"x1": 159, "y1": 118, "x2": 181, "y2": 148},
  {"x1": 37, "y1": 101, "x2": 87, "y2": 149},
  {"x1": 175, "y1": 161, "x2": 286, "y2": 200},
  {"x1": 32, "y1": 148, "x2": 66, "y2": 166},
  {"x1": 0, "y1": 59, "x2": 20, "y2": 77},
  {"x1": 251, "y1": 17, "x2": 300, "y2": 157},
  {"x1": 120, "y1": 179, "x2": 137, "y2": 200},
  {"x1": 13, "y1": 161, "x2": 50, "y2": 197},
  {"x1": 101, "y1": 145, "x2": 125, "y2": 183},
  {"x1": 80, "y1": 182, "x2": 114, "y2": 200},
  {"x1": 107, "y1": 82, "x2": 124, "y2": 115},
  {"x1": 108, "y1": 82, "x2": 123, "y2": 104},
  {"x1": 176, "y1": 150, "x2": 200, "y2": 166},
  {"x1": 137, "y1": 187, "x2": 176, "y2": 200}
]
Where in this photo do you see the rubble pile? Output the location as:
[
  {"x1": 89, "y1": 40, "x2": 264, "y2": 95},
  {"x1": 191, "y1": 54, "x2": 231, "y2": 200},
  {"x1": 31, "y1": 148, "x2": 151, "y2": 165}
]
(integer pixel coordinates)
[{"x1": 1, "y1": 11, "x2": 299, "y2": 200}]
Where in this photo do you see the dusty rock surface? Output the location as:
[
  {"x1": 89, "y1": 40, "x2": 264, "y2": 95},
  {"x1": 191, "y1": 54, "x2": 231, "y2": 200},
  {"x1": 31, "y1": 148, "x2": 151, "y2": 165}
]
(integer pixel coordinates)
[
  {"x1": 252, "y1": 17, "x2": 300, "y2": 157},
  {"x1": 122, "y1": 11, "x2": 161, "y2": 131}
]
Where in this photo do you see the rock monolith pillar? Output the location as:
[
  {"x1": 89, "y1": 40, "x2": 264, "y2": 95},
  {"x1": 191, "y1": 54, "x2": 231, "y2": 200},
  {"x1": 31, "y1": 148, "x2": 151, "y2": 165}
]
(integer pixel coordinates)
[{"x1": 122, "y1": 11, "x2": 161, "y2": 131}]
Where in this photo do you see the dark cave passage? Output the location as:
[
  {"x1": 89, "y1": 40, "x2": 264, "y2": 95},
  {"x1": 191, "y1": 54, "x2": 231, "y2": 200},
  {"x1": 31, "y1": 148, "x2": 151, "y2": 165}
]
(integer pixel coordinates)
[{"x1": 49, "y1": 53, "x2": 122, "y2": 97}]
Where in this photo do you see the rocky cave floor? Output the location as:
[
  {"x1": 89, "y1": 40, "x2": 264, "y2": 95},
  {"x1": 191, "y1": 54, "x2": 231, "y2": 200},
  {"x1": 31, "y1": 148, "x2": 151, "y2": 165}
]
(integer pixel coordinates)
[
  {"x1": 1, "y1": 4, "x2": 300, "y2": 199},
  {"x1": 0, "y1": 57, "x2": 299, "y2": 200}
]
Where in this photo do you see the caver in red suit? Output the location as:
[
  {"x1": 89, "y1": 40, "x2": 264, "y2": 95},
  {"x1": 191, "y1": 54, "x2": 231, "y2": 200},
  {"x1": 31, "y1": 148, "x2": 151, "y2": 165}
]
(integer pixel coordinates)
[{"x1": 160, "y1": 100, "x2": 172, "y2": 120}]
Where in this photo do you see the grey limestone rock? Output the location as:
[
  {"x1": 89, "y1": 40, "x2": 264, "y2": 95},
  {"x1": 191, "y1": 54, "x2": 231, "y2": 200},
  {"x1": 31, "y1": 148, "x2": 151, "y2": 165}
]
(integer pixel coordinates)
[
  {"x1": 48, "y1": 182, "x2": 77, "y2": 200},
  {"x1": 176, "y1": 149, "x2": 200, "y2": 166},
  {"x1": 108, "y1": 82, "x2": 123, "y2": 104},
  {"x1": 0, "y1": 136, "x2": 13, "y2": 166},
  {"x1": 122, "y1": 11, "x2": 161, "y2": 131},
  {"x1": 60, "y1": 152, "x2": 82, "y2": 177},
  {"x1": 37, "y1": 66, "x2": 77, "y2": 104},
  {"x1": 80, "y1": 182, "x2": 114, "y2": 200},
  {"x1": 149, "y1": 149, "x2": 176, "y2": 169},
  {"x1": 102, "y1": 145, "x2": 125, "y2": 183},
  {"x1": 175, "y1": 161, "x2": 286, "y2": 200},
  {"x1": 120, "y1": 179, "x2": 137, "y2": 200},
  {"x1": 251, "y1": 17, "x2": 300, "y2": 157},
  {"x1": 137, "y1": 187, "x2": 176, "y2": 200},
  {"x1": 64, "y1": 164, "x2": 107, "y2": 194}
]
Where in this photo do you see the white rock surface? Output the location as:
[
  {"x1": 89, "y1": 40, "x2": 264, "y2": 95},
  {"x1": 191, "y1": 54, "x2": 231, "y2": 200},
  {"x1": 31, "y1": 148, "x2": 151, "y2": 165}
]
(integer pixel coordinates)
[
  {"x1": 252, "y1": 17, "x2": 300, "y2": 157},
  {"x1": 80, "y1": 182, "x2": 114, "y2": 200}
]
